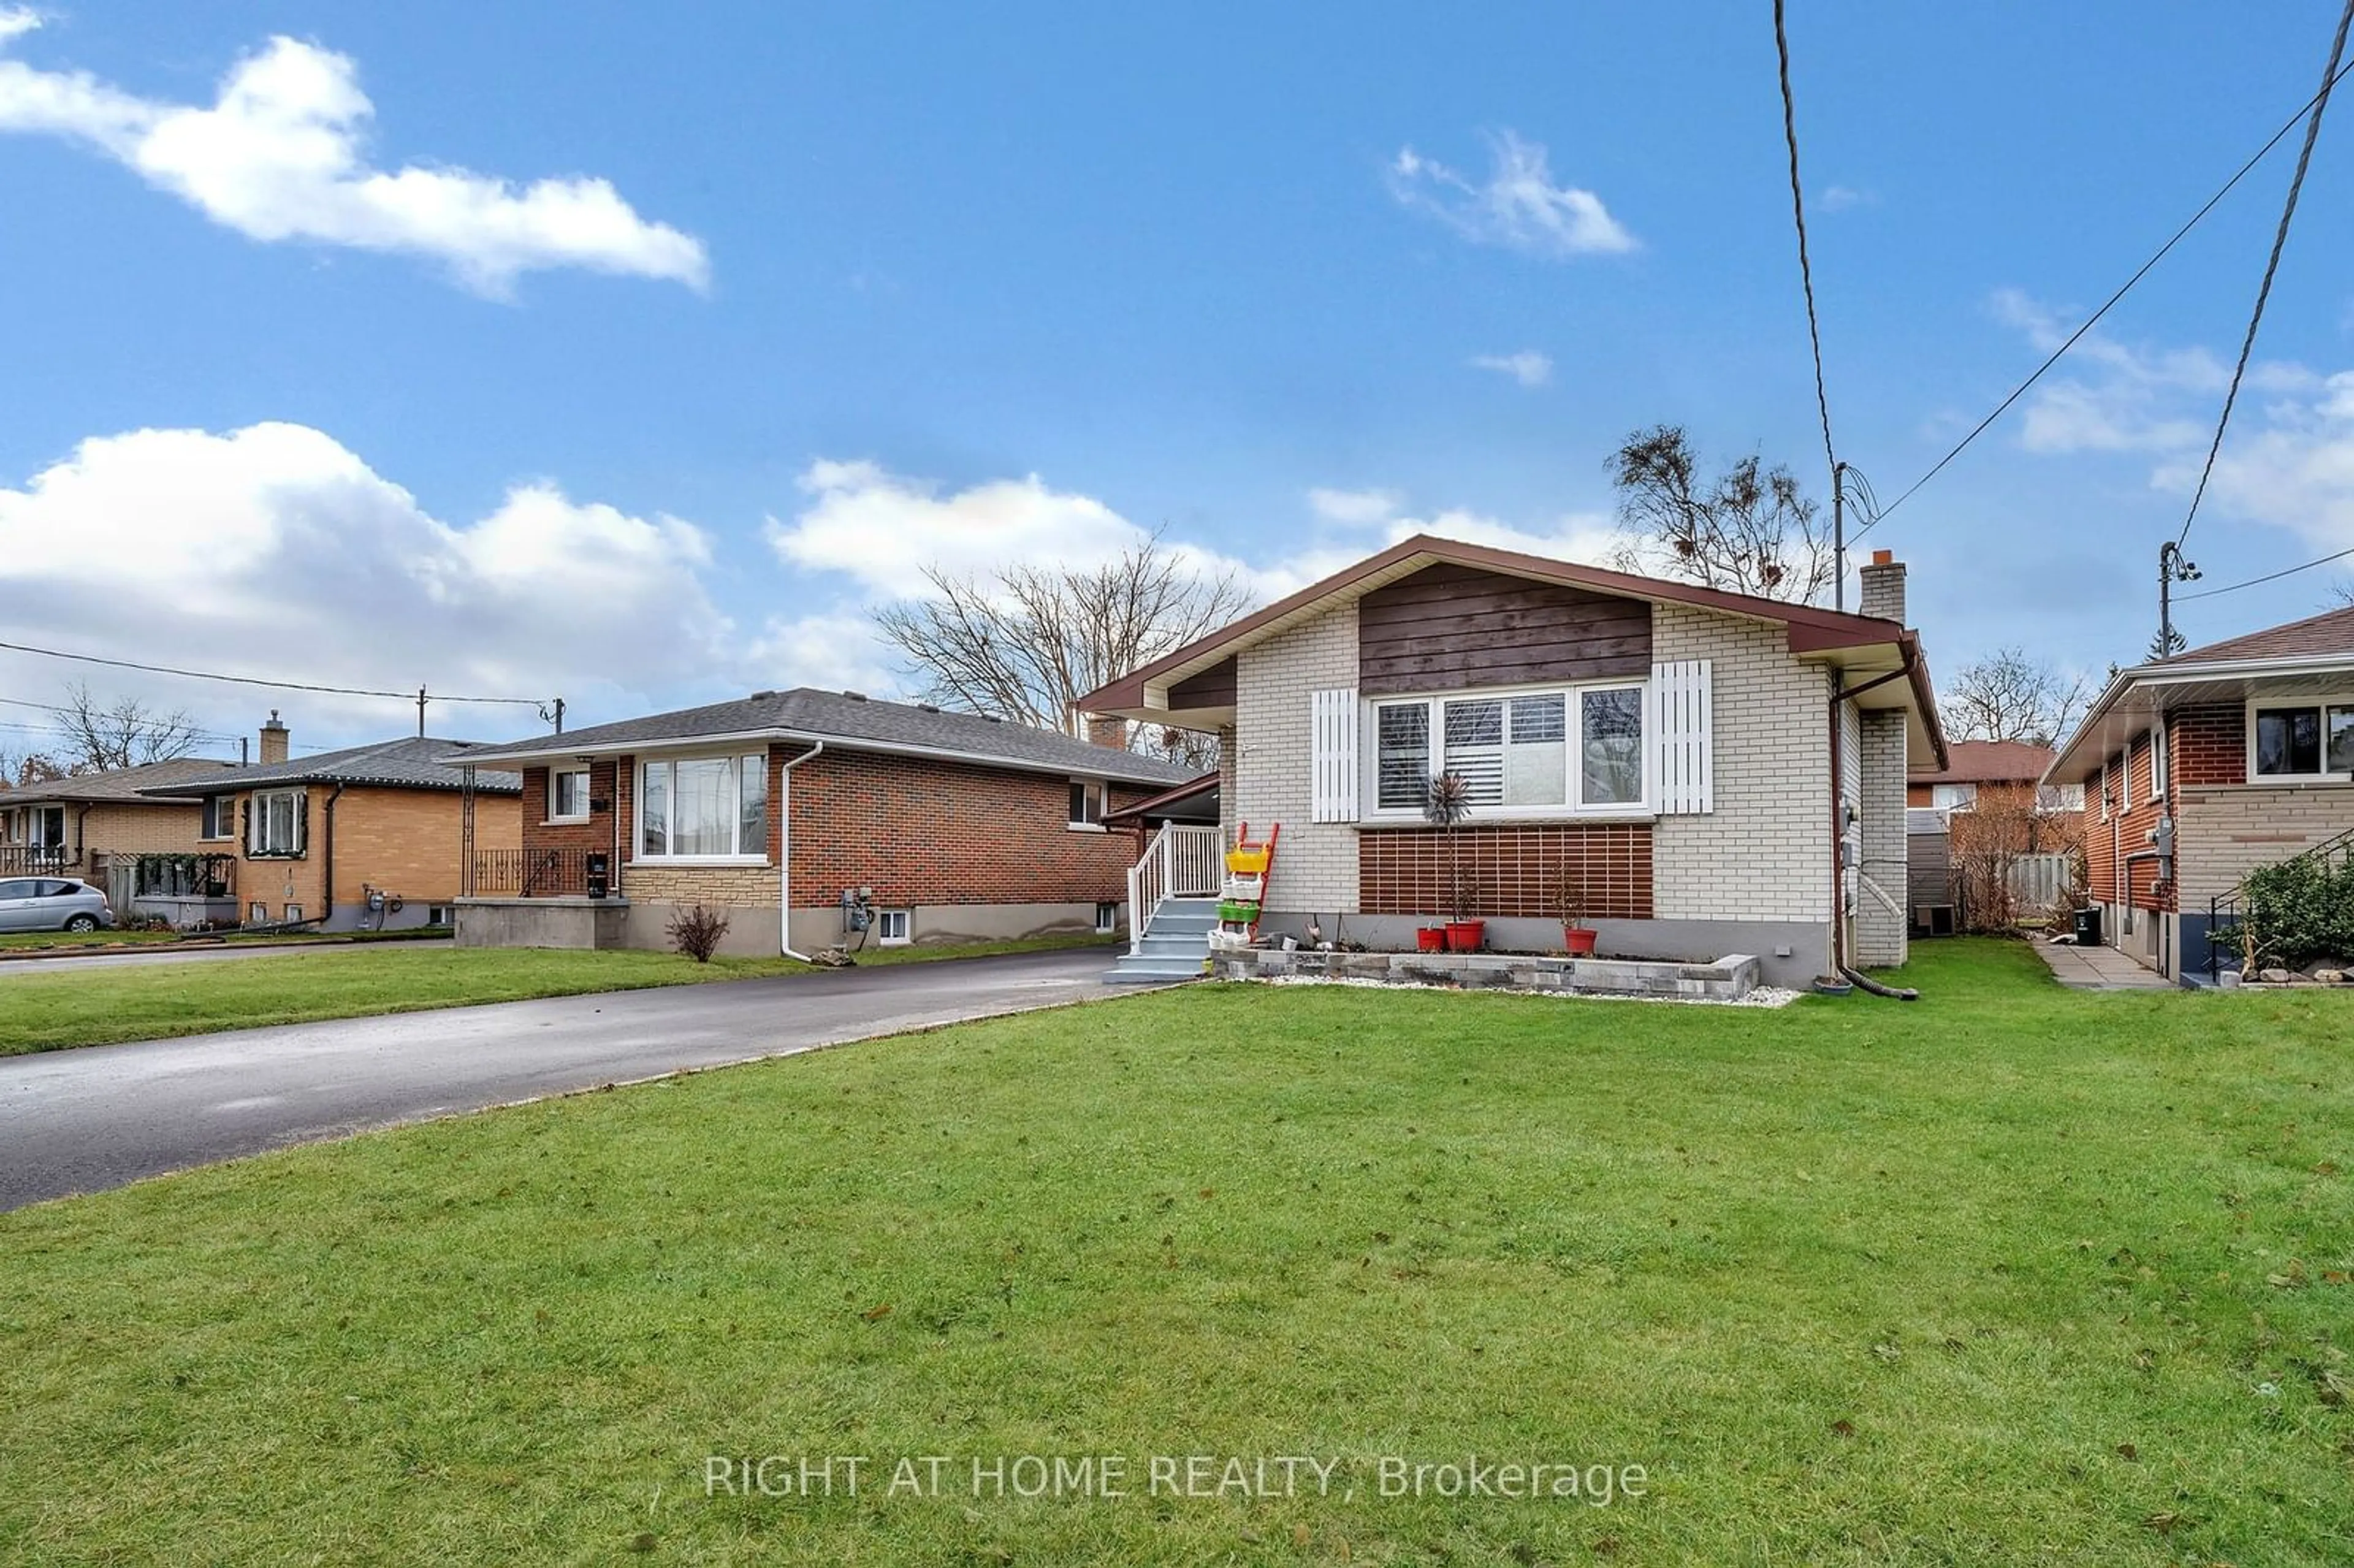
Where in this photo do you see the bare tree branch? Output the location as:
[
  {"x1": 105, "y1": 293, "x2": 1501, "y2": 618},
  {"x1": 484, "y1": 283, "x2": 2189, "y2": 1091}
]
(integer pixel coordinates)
[
  {"x1": 872, "y1": 531, "x2": 1251, "y2": 767},
  {"x1": 1940, "y1": 648, "x2": 2092, "y2": 748},
  {"x1": 1606, "y1": 425, "x2": 1833, "y2": 603},
  {"x1": 53, "y1": 682, "x2": 204, "y2": 772}
]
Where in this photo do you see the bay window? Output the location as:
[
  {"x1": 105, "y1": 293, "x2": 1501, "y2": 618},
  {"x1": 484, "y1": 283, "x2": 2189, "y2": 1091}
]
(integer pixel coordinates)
[
  {"x1": 2252, "y1": 699, "x2": 2354, "y2": 780},
  {"x1": 1367, "y1": 679, "x2": 1647, "y2": 819},
  {"x1": 638, "y1": 754, "x2": 769, "y2": 859}
]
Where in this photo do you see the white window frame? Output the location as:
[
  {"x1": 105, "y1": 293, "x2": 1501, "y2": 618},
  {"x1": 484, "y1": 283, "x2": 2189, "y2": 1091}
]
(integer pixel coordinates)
[
  {"x1": 1930, "y1": 782, "x2": 1977, "y2": 812},
  {"x1": 2035, "y1": 783, "x2": 2085, "y2": 815},
  {"x1": 2149, "y1": 720, "x2": 2168, "y2": 801},
  {"x1": 1067, "y1": 778, "x2": 1110, "y2": 831},
  {"x1": 2098, "y1": 756, "x2": 2110, "y2": 821},
  {"x1": 1094, "y1": 900, "x2": 1118, "y2": 935},
  {"x1": 199, "y1": 796, "x2": 236, "y2": 842},
  {"x1": 2245, "y1": 695, "x2": 2354, "y2": 783},
  {"x1": 548, "y1": 767, "x2": 591, "y2": 823},
  {"x1": 2119, "y1": 744, "x2": 2132, "y2": 811},
  {"x1": 1358, "y1": 677, "x2": 1653, "y2": 824},
  {"x1": 875, "y1": 908, "x2": 912, "y2": 946},
  {"x1": 634, "y1": 752, "x2": 770, "y2": 864},
  {"x1": 249, "y1": 789, "x2": 305, "y2": 858},
  {"x1": 26, "y1": 804, "x2": 64, "y2": 850}
]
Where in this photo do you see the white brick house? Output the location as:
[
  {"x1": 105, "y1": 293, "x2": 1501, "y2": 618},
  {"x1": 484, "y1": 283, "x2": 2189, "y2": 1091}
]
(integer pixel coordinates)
[{"x1": 1083, "y1": 536, "x2": 1947, "y2": 988}]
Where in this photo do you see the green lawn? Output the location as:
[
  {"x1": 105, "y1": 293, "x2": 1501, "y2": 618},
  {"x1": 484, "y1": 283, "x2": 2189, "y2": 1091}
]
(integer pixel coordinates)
[
  {"x1": 2, "y1": 940, "x2": 2348, "y2": 1564},
  {"x1": 0, "y1": 924, "x2": 452, "y2": 954},
  {"x1": 0, "y1": 932, "x2": 1119, "y2": 1056}
]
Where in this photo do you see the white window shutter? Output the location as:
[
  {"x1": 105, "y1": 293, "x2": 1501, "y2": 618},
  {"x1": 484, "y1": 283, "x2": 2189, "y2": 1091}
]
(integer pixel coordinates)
[
  {"x1": 1651, "y1": 660, "x2": 1713, "y2": 815},
  {"x1": 1310, "y1": 688, "x2": 1359, "y2": 823}
]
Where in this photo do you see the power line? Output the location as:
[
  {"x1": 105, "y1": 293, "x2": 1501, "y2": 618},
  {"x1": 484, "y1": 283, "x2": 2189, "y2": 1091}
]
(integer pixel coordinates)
[
  {"x1": 1863, "y1": 47, "x2": 2354, "y2": 536},
  {"x1": 1773, "y1": 0, "x2": 1838, "y2": 490},
  {"x1": 0, "y1": 638, "x2": 546, "y2": 706},
  {"x1": 2177, "y1": 541, "x2": 2354, "y2": 600},
  {"x1": 2175, "y1": 0, "x2": 2354, "y2": 550}
]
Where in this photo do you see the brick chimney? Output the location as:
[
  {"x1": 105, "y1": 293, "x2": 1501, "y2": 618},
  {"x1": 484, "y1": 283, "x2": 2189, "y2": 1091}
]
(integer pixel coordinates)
[
  {"x1": 1086, "y1": 714, "x2": 1129, "y2": 750},
  {"x1": 1858, "y1": 549, "x2": 1906, "y2": 624},
  {"x1": 259, "y1": 710, "x2": 289, "y2": 766}
]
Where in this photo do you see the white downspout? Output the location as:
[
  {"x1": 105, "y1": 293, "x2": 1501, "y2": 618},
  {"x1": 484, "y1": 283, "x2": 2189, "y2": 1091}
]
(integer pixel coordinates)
[{"x1": 778, "y1": 741, "x2": 825, "y2": 961}]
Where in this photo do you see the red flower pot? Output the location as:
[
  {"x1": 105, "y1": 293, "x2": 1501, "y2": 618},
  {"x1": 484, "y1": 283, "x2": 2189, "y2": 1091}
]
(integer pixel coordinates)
[
  {"x1": 1415, "y1": 926, "x2": 1447, "y2": 953},
  {"x1": 1563, "y1": 926, "x2": 1598, "y2": 956},
  {"x1": 1444, "y1": 920, "x2": 1485, "y2": 953}
]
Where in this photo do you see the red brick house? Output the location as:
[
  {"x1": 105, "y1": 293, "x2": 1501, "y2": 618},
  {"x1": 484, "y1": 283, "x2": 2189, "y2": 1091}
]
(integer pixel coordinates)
[
  {"x1": 2044, "y1": 604, "x2": 2354, "y2": 981},
  {"x1": 452, "y1": 688, "x2": 1195, "y2": 955}
]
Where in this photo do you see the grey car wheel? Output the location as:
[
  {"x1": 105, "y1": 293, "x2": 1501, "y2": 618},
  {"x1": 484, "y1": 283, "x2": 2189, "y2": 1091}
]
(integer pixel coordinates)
[{"x1": 64, "y1": 914, "x2": 100, "y2": 932}]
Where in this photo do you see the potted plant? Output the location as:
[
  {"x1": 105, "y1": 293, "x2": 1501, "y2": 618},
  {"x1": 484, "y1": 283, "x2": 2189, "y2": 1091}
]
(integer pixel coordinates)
[
  {"x1": 1424, "y1": 771, "x2": 1484, "y2": 952},
  {"x1": 1556, "y1": 862, "x2": 1597, "y2": 956}
]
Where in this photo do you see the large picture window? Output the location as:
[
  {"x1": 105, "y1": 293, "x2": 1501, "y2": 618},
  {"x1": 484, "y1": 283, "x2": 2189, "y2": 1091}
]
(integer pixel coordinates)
[
  {"x1": 638, "y1": 755, "x2": 768, "y2": 859},
  {"x1": 1368, "y1": 680, "x2": 1646, "y2": 819},
  {"x1": 249, "y1": 790, "x2": 305, "y2": 857},
  {"x1": 2252, "y1": 700, "x2": 2354, "y2": 780}
]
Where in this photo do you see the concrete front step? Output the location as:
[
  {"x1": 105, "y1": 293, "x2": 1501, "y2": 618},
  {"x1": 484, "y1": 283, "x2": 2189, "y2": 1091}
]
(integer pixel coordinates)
[
  {"x1": 1102, "y1": 898, "x2": 1217, "y2": 982},
  {"x1": 1103, "y1": 961, "x2": 1208, "y2": 984}
]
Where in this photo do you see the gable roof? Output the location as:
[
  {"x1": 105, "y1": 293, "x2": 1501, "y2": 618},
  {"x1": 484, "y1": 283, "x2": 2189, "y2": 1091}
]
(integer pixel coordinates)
[
  {"x1": 0, "y1": 756, "x2": 243, "y2": 807},
  {"x1": 455, "y1": 688, "x2": 1198, "y2": 788},
  {"x1": 1909, "y1": 739, "x2": 2057, "y2": 785},
  {"x1": 1081, "y1": 533, "x2": 1948, "y2": 766},
  {"x1": 139, "y1": 737, "x2": 522, "y2": 797},
  {"x1": 2174, "y1": 602, "x2": 2354, "y2": 664}
]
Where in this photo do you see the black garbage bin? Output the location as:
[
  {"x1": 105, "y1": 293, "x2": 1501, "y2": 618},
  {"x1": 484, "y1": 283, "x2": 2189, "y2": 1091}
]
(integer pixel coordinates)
[
  {"x1": 586, "y1": 852, "x2": 610, "y2": 901},
  {"x1": 2072, "y1": 905, "x2": 2101, "y2": 946}
]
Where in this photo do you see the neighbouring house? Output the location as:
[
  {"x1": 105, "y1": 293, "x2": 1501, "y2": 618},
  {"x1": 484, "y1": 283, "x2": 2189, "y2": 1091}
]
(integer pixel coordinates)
[
  {"x1": 2045, "y1": 603, "x2": 2354, "y2": 981},
  {"x1": 1904, "y1": 739, "x2": 2084, "y2": 934},
  {"x1": 1080, "y1": 536, "x2": 1948, "y2": 988},
  {"x1": 450, "y1": 688, "x2": 1198, "y2": 956},
  {"x1": 137, "y1": 712, "x2": 522, "y2": 931},
  {"x1": 0, "y1": 757, "x2": 242, "y2": 914}
]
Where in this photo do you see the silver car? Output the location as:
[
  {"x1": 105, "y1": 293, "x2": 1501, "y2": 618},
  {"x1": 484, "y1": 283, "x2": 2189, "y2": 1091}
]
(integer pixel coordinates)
[{"x1": 0, "y1": 877, "x2": 116, "y2": 934}]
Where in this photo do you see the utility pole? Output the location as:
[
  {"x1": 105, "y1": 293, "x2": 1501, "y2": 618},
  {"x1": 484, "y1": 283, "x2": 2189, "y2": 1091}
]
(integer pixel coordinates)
[
  {"x1": 416, "y1": 687, "x2": 429, "y2": 738},
  {"x1": 2157, "y1": 541, "x2": 2200, "y2": 660},
  {"x1": 552, "y1": 697, "x2": 566, "y2": 734},
  {"x1": 1832, "y1": 460, "x2": 1847, "y2": 613}
]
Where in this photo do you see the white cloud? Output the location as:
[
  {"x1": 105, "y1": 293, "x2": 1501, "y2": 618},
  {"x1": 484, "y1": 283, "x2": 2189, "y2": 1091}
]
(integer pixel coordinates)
[
  {"x1": 0, "y1": 19, "x2": 706, "y2": 295},
  {"x1": 1994, "y1": 291, "x2": 2354, "y2": 547},
  {"x1": 769, "y1": 460, "x2": 1164, "y2": 600},
  {"x1": 1819, "y1": 184, "x2": 1873, "y2": 212},
  {"x1": 0, "y1": 422, "x2": 742, "y2": 741},
  {"x1": 1307, "y1": 486, "x2": 1401, "y2": 526},
  {"x1": 1469, "y1": 349, "x2": 1552, "y2": 387},
  {"x1": 1387, "y1": 131, "x2": 1634, "y2": 258}
]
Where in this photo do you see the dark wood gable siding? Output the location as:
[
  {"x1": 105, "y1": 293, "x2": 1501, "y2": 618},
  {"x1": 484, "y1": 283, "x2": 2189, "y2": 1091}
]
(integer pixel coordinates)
[
  {"x1": 1167, "y1": 657, "x2": 1236, "y2": 709},
  {"x1": 1357, "y1": 565, "x2": 1651, "y2": 694}
]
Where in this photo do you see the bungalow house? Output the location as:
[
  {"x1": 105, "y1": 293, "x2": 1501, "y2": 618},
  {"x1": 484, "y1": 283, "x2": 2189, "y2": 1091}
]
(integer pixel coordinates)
[
  {"x1": 2044, "y1": 603, "x2": 2354, "y2": 981},
  {"x1": 0, "y1": 757, "x2": 241, "y2": 911},
  {"x1": 451, "y1": 688, "x2": 1197, "y2": 956},
  {"x1": 1080, "y1": 536, "x2": 1948, "y2": 988},
  {"x1": 137, "y1": 713, "x2": 522, "y2": 931}
]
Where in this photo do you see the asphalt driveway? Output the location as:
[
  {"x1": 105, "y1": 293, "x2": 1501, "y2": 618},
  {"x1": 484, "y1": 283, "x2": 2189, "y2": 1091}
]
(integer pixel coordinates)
[{"x1": 0, "y1": 947, "x2": 1141, "y2": 1211}]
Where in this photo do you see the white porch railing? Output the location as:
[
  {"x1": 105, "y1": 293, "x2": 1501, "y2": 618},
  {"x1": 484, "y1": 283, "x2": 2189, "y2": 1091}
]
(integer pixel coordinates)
[{"x1": 1126, "y1": 824, "x2": 1224, "y2": 953}]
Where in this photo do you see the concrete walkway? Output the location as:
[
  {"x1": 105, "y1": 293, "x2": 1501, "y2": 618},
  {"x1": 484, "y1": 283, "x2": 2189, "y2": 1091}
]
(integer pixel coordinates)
[{"x1": 2032, "y1": 941, "x2": 2176, "y2": 991}]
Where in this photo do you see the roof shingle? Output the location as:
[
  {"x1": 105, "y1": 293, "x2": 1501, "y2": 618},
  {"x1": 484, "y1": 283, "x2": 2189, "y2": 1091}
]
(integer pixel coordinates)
[
  {"x1": 137, "y1": 737, "x2": 521, "y2": 797},
  {"x1": 462, "y1": 688, "x2": 1198, "y2": 787},
  {"x1": 0, "y1": 756, "x2": 243, "y2": 806},
  {"x1": 2173, "y1": 603, "x2": 2354, "y2": 665}
]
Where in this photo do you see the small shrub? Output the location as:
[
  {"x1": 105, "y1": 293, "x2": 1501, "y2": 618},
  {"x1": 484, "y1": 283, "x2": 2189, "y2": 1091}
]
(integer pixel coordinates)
[
  {"x1": 666, "y1": 905, "x2": 731, "y2": 963},
  {"x1": 2242, "y1": 854, "x2": 2354, "y2": 968}
]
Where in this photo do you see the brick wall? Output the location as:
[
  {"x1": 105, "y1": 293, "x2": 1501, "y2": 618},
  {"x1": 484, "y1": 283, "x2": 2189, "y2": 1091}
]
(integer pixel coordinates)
[
  {"x1": 1235, "y1": 601, "x2": 1360, "y2": 911},
  {"x1": 1854, "y1": 708, "x2": 1909, "y2": 967},
  {"x1": 2084, "y1": 729, "x2": 2173, "y2": 915},
  {"x1": 1650, "y1": 604, "x2": 1833, "y2": 923},
  {"x1": 77, "y1": 802, "x2": 208, "y2": 858},
  {"x1": 338, "y1": 786, "x2": 520, "y2": 905},
  {"x1": 785, "y1": 747, "x2": 1144, "y2": 909},
  {"x1": 1359, "y1": 823, "x2": 1652, "y2": 919},
  {"x1": 2173, "y1": 702, "x2": 2244, "y2": 786},
  {"x1": 520, "y1": 759, "x2": 625, "y2": 856}
]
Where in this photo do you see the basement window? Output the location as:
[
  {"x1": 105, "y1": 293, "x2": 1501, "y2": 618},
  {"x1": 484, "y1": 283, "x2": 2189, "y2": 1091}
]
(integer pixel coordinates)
[
  {"x1": 876, "y1": 908, "x2": 912, "y2": 946},
  {"x1": 1095, "y1": 901, "x2": 1118, "y2": 934}
]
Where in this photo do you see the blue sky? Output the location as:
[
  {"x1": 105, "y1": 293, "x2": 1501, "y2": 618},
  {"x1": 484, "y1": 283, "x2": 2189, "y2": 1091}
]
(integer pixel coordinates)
[{"x1": 4, "y1": 2, "x2": 2354, "y2": 755}]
